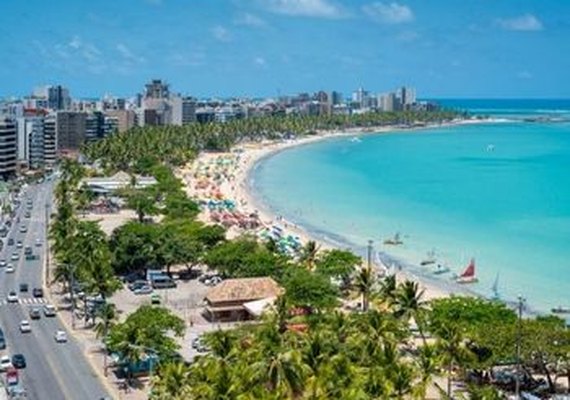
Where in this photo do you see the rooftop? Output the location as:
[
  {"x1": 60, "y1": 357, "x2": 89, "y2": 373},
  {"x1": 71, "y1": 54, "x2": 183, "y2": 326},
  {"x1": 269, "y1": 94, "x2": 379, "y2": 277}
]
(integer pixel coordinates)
[{"x1": 205, "y1": 277, "x2": 283, "y2": 304}]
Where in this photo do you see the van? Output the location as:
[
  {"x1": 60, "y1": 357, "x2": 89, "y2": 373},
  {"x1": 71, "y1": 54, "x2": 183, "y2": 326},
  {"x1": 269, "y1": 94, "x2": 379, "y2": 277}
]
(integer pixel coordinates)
[{"x1": 151, "y1": 276, "x2": 177, "y2": 289}]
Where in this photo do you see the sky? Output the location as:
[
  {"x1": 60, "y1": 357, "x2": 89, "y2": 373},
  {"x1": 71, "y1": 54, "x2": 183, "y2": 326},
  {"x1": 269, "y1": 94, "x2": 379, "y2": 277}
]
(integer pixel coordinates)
[{"x1": 1, "y1": 0, "x2": 569, "y2": 99}]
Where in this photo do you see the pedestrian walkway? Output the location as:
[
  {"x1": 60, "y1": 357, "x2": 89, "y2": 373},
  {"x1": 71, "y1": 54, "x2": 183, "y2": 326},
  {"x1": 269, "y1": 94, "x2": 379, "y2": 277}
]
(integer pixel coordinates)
[{"x1": 0, "y1": 297, "x2": 48, "y2": 306}]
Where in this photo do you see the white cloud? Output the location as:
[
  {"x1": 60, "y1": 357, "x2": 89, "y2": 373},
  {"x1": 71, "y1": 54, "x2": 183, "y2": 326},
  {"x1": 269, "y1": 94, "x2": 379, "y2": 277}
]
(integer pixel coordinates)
[
  {"x1": 116, "y1": 43, "x2": 145, "y2": 63},
  {"x1": 253, "y1": 56, "x2": 267, "y2": 67},
  {"x1": 235, "y1": 13, "x2": 266, "y2": 27},
  {"x1": 497, "y1": 14, "x2": 543, "y2": 31},
  {"x1": 211, "y1": 25, "x2": 231, "y2": 42},
  {"x1": 264, "y1": 0, "x2": 344, "y2": 18},
  {"x1": 517, "y1": 70, "x2": 533, "y2": 79},
  {"x1": 363, "y1": 2, "x2": 414, "y2": 24},
  {"x1": 169, "y1": 52, "x2": 206, "y2": 67}
]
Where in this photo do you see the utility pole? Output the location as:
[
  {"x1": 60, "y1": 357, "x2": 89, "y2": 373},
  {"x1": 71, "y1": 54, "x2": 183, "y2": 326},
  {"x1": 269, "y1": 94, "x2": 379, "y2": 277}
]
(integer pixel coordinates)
[
  {"x1": 70, "y1": 264, "x2": 76, "y2": 330},
  {"x1": 515, "y1": 295, "x2": 525, "y2": 399}
]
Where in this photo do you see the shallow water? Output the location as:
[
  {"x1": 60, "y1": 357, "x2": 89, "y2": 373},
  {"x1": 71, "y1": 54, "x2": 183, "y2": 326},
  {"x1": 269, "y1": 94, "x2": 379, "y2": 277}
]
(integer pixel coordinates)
[{"x1": 252, "y1": 121, "x2": 570, "y2": 312}]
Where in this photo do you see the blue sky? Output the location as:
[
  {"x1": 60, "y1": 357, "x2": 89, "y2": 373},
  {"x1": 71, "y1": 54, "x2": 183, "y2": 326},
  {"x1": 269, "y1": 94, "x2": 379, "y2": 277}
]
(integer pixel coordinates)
[{"x1": 1, "y1": 0, "x2": 569, "y2": 98}]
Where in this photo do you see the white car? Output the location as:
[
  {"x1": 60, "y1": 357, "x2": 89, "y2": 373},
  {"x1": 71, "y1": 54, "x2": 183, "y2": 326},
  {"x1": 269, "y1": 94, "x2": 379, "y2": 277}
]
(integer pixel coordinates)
[
  {"x1": 54, "y1": 330, "x2": 67, "y2": 343},
  {"x1": 5, "y1": 264, "x2": 15, "y2": 273},
  {"x1": 35, "y1": 239, "x2": 42, "y2": 247},
  {"x1": 7, "y1": 291, "x2": 18, "y2": 303},
  {"x1": 0, "y1": 355, "x2": 12, "y2": 371},
  {"x1": 20, "y1": 320, "x2": 31, "y2": 333}
]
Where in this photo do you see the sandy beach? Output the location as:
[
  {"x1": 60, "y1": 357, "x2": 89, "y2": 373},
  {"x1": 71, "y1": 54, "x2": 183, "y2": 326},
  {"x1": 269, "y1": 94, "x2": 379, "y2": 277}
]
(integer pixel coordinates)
[{"x1": 178, "y1": 119, "x2": 495, "y2": 301}]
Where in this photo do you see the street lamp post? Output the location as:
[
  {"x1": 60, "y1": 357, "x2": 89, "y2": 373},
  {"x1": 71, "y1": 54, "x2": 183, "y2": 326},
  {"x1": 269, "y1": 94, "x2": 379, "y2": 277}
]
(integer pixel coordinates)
[
  {"x1": 367, "y1": 239, "x2": 373, "y2": 271},
  {"x1": 69, "y1": 264, "x2": 77, "y2": 330},
  {"x1": 515, "y1": 295, "x2": 525, "y2": 399}
]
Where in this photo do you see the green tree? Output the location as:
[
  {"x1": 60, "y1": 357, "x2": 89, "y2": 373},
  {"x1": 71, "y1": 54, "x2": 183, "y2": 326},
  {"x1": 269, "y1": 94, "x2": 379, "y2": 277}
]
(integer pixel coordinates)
[
  {"x1": 314, "y1": 249, "x2": 361, "y2": 289},
  {"x1": 282, "y1": 266, "x2": 339, "y2": 311}
]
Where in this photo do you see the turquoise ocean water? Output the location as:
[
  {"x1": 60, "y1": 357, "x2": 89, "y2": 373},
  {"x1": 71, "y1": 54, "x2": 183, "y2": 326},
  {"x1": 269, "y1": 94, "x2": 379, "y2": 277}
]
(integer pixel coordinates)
[{"x1": 251, "y1": 100, "x2": 570, "y2": 313}]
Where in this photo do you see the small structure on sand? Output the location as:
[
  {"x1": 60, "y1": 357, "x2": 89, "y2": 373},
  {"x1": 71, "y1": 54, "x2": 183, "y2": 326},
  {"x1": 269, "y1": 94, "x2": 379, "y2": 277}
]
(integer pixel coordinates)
[{"x1": 203, "y1": 277, "x2": 283, "y2": 322}]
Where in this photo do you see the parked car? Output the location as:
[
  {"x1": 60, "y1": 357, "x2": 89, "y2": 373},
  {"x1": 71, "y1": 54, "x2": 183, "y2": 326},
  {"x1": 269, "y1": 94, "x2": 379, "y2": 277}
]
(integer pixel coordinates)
[
  {"x1": 151, "y1": 277, "x2": 177, "y2": 289},
  {"x1": 128, "y1": 280, "x2": 148, "y2": 292},
  {"x1": 7, "y1": 238, "x2": 14, "y2": 246},
  {"x1": 0, "y1": 355, "x2": 12, "y2": 371},
  {"x1": 35, "y1": 239, "x2": 42, "y2": 247},
  {"x1": 151, "y1": 294, "x2": 161, "y2": 305},
  {"x1": 133, "y1": 285, "x2": 153, "y2": 295},
  {"x1": 0, "y1": 259, "x2": 6, "y2": 267},
  {"x1": 0, "y1": 328, "x2": 6, "y2": 349},
  {"x1": 19, "y1": 283, "x2": 28, "y2": 293},
  {"x1": 11, "y1": 354, "x2": 26, "y2": 369},
  {"x1": 16, "y1": 241, "x2": 23, "y2": 248},
  {"x1": 32, "y1": 287, "x2": 43, "y2": 298}
]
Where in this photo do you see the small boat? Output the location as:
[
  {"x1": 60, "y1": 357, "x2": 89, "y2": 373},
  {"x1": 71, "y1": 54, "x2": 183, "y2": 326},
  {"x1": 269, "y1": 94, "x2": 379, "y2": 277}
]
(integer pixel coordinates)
[
  {"x1": 350, "y1": 137, "x2": 362, "y2": 143},
  {"x1": 384, "y1": 233, "x2": 403, "y2": 246},
  {"x1": 486, "y1": 144, "x2": 495, "y2": 152},
  {"x1": 432, "y1": 263, "x2": 450, "y2": 275},
  {"x1": 551, "y1": 306, "x2": 570, "y2": 314},
  {"x1": 420, "y1": 249, "x2": 436, "y2": 266},
  {"x1": 455, "y1": 258, "x2": 478, "y2": 284}
]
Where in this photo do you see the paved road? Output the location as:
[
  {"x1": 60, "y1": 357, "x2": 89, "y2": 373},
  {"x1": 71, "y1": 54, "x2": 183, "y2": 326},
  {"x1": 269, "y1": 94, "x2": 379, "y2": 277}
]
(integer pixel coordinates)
[{"x1": 0, "y1": 181, "x2": 111, "y2": 400}]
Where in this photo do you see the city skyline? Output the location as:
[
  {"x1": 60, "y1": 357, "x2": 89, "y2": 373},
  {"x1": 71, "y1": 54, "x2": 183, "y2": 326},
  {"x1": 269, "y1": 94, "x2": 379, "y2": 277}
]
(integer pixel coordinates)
[{"x1": 1, "y1": 0, "x2": 569, "y2": 98}]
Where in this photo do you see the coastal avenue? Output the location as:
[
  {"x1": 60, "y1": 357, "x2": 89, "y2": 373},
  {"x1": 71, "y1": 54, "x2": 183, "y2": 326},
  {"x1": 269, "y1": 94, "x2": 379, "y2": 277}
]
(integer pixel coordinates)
[{"x1": 0, "y1": 180, "x2": 110, "y2": 399}]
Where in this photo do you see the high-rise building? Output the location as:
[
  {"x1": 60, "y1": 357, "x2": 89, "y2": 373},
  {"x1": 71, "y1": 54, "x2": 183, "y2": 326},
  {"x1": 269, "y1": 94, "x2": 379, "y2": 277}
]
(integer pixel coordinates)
[
  {"x1": 85, "y1": 112, "x2": 105, "y2": 142},
  {"x1": 104, "y1": 110, "x2": 136, "y2": 132},
  {"x1": 43, "y1": 115, "x2": 57, "y2": 166},
  {"x1": 398, "y1": 86, "x2": 416, "y2": 109},
  {"x1": 144, "y1": 79, "x2": 170, "y2": 99},
  {"x1": 0, "y1": 118, "x2": 18, "y2": 179},
  {"x1": 171, "y1": 96, "x2": 197, "y2": 126},
  {"x1": 35, "y1": 85, "x2": 71, "y2": 110},
  {"x1": 56, "y1": 111, "x2": 86, "y2": 152},
  {"x1": 16, "y1": 116, "x2": 45, "y2": 169},
  {"x1": 329, "y1": 91, "x2": 343, "y2": 106}
]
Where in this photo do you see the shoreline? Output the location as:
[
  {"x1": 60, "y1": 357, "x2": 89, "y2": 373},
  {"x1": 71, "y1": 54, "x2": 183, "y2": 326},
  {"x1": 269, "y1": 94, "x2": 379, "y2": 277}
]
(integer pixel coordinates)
[{"x1": 180, "y1": 118, "x2": 499, "y2": 302}]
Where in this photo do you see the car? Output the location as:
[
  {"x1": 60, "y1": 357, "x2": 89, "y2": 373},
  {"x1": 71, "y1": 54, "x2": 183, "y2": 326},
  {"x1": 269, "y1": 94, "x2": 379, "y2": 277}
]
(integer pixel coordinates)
[
  {"x1": 133, "y1": 285, "x2": 153, "y2": 295},
  {"x1": 7, "y1": 238, "x2": 14, "y2": 246},
  {"x1": 35, "y1": 239, "x2": 42, "y2": 247},
  {"x1": 0, "y1": 259, "x2": 6, "y2": 267},
  {"x1": 32, "y1": 287, "x2": 43, "y2": 298},
  {"x1": 19, "y1": 283, "x2": 28, "y2": 293},
  {"x1": 43, "y1": 304, "x2": 56, "y2": 317},
  {"x1": 0, "y1": 328, "x2": 5, "y2": 349},
  {"x1": 24, "y1": 211, "x2": 31, "y2": 218},
  {"x1": 19, "y1": 320, "x2": 31, "y2": 333},
  {"x1": 11, "y1": 354, "x2": 26, "y2": 369},
  {"x1": 0, "y1": 355, "x2": 12, "y2": 371},
  {"x1": 10, "y1": 252, "x2": 19, "y2": 261},
  {"x1": 128, "y1": 280, "x2": 148, "y2": 291},
  {"x1": 5, "y1": 264, "x2": 14, "y2": 273},
  {"x1": 16, "y1": 241, "x2": 23, "y2": 248},
  {"x1": 24, "y1": 246, "x2": 32, "y2": 255},
  {"x1": 19, "y1": 226, "x2": 27, "y2": 233},
  {"x1": 29, "y1": 308, "x2": 41, "y2": 320},
  {"x1": 7, "y1": 291, "x2": 18, "y2": 303},
  {"x1": 54, "y1": 330, "x2": 67, "y2": 343},
  {"x1": 151, "y1": 294, "x2": 161, "y2": 305}
]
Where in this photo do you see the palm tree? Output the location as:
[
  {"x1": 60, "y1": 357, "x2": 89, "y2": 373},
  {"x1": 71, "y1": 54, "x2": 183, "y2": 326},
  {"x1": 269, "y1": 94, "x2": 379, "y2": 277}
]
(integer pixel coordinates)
[
  {"x1": 354, "y1": 267, "x2": 375, "y2": 312},
  {"x1": 393, "y1": 280, "x2": 428, "y2": 344},
  {"x1": 94, "y1": 303, "x2": 118, "y2": 377},
  {"x1": 151, "y1": 362, "x2": 191, "y2": 399},
  {"x1": 299, "y1": 240, "x2": 320, "y2": 269},
  {"x1": 414, "y1": 344, "x2": 441, "y2": 399},
  {"x1": 435, "y1": 323, "x2": 475, "y2": 398},
  {"x1": 378, "y1": 274, "x2": 397, "y2": 306}
]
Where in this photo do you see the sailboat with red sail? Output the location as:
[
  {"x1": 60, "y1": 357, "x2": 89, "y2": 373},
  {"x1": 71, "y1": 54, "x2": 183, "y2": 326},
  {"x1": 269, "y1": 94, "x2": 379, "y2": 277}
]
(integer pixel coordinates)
[{"x1": 456, "y1": 258, "x2": 478, "y2": 284}]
